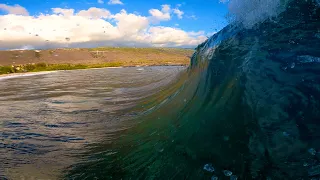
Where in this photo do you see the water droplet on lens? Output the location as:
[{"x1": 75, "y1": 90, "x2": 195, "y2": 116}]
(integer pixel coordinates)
[
  {"x1": 230, "y1": 175, "x2": 238, "y2": 180},
  {"x1": 211, "y1": 175, "x2": 218, "y2": 180},
  {"x1": 282, "y1": 131, "x2": 290, "y2": 137},
  {"x1": 308, "y1": 148, "x2": 316, "y2": 155},
  {"x1": 223, "y1": 170, "x2": 233, "y2": 176},
  {"x1": 203, "y1": 163, "x2": 215, "y2": 172}
]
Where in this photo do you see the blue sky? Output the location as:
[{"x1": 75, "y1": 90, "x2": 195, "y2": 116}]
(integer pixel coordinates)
[
  {"x1": 4, "y1": 0, "x2": 228, "y2": 32},
  {"x1": 0, "y1": 0, "x2": 229, "y2": 49}
]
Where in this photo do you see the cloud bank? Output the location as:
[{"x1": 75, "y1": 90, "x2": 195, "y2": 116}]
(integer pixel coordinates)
[
  {"x1": 0, "y1": 4, "x2": 207, "y2": 50},
  {"x1": 0, "y1": 4, "x2": 29, "y2": 15}
]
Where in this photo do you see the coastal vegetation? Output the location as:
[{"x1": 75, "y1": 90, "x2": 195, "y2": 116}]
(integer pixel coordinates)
[
  {"x1": 0, "y1": 47, "x2": 194, "y2": 75},
  {"x1": 0, "y1": 62, "x2": 124, "y2": 75}
]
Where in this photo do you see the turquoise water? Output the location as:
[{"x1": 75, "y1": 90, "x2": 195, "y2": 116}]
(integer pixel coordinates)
[
  {"x1": 66, "y1": 1, "x2": 320, "y2": 179},
  {"x1": 1, "y1": 0, "x2": 320, "y2": 179}
]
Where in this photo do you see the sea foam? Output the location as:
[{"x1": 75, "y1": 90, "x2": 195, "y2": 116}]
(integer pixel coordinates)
[
  {"x1": 0, "y1": 71, "x2": 55, "y2": 81},
  {"x1": 226, "y1": 0, "x2": 290, "y2": 28}
]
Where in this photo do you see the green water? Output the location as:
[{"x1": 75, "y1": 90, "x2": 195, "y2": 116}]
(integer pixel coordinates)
[{"x1": 66, "y1": 1, "x2": 320, "y2": 179}]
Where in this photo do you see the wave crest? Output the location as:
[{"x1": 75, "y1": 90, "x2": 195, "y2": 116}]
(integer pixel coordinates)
[{"x1": 226, "y1": 0, "x2": 290, "y2": 28}]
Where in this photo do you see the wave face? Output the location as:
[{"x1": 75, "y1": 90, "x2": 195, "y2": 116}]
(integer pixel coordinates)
[{"x1": 66, "y1": 0, "x2": 320, "y2": 179}]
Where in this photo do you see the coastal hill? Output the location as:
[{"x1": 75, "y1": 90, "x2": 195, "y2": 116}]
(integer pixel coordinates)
[{"x1": 0, "y1": 47, "x2": 194, "y2": 67}]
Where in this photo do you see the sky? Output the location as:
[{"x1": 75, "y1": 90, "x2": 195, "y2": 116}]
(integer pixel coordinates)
[{"x1": 0, "y1": 0, "x2": 229, "y2": 50}]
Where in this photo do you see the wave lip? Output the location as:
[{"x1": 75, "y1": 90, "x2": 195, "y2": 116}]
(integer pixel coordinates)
[{"x1": 226, "y1": 0, "x2": 290, "y2": 28}]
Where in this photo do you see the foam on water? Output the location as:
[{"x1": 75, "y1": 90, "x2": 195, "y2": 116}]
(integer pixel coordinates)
[{"x1": 0, "y1": 71, "x2": 56, "y2": 81}]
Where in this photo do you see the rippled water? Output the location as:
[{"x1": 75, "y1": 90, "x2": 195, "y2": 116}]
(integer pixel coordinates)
[
  {"x1": 1, "y1": 1, "x2": 319, "y2": 179},
  {"x1": 0, "y1": 66, "x2": 185, "y2": 179}
]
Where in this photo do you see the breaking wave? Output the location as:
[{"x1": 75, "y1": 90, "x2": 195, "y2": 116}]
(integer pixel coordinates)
[
  {"x1": 66, "y1": 0, "x2": 320, "y2": 179},
  {"x1": 226, "y1": 0, "x2": 290, "y2": 28}
]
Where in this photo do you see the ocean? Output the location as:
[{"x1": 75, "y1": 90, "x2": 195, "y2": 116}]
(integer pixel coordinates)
[
  {"x1": 1, "y1": 0, "x2": 320, "y2": 179},
  {"x1": 0, "y1": 66, "x2": 185, "y2": 179}
]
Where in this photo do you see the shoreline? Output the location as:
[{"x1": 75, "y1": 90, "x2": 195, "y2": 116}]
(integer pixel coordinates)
[
  {"x1": 0, "y1": 64, "x2": 188, "y2": 79},
  {"x1": 0, "y1": 63, "x2": 188, "y2": 75},
  {"x1": 0, "y1": 47, "x2": 192, "y2": 76}
]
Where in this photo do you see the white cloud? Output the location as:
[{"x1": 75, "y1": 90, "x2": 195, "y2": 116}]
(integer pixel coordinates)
[
  {"x1": 0, "y1": 4, "x2": 29, "y2": 16},
  {"x1": 108, "y1": 0, "x2": 123, "y2": 5},
  {"x1": 52, "y1": 8, "x2": 75, "y2": 17},
  {"x1": 149, "y1": 4, "x2": 171, "y2": 21},
  {"x1": 188, "y1": 31, "x2": 205, "y2": 36},
  {"x1": 149, "y1": 5, "x2": 184, "y2": 20},
  {"x1": 110, "y1": 9, "x2": 149, "y2": 36},
  {"x1": 149, "y1": 9, "x2": 170, "y2": 21},
  {"x1": 161, "y1": 4, "x2": 170, "y2": 13},
  {"x1": 0, "y1": 5, "x2": 206, "y2": 49},
  {"x1": 148, "y1": 27, "x2": 206, "y2": 47},
  {"x1": 173, "y1": 8, "x2": 184, "y2": 19},
  {"x1": 98, "y1": 0, "x2": 104, "y2": 4},
  {"x1": 77, "y1": 7, "x2": 111, "y2": 19}
]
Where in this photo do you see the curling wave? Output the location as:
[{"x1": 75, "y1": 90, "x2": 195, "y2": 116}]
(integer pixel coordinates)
[{"x1": 66, "y1": 0, "x2": 320, "y2": 179}]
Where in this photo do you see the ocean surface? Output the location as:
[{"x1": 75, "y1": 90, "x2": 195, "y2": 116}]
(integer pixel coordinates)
[
  {"x1": 0, "y1": 66, "x2": 185, "y2": 179},
  {"x1": 1, "y1": 0, "x2": 320, "y2": 179}
]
